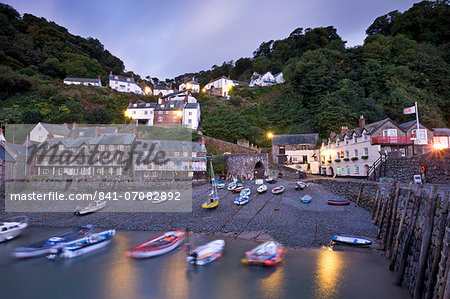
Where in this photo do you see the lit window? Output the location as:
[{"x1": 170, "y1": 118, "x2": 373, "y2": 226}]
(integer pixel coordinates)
[{"x1": 355, "y1": 166, "x2": 359, "y2": 174}]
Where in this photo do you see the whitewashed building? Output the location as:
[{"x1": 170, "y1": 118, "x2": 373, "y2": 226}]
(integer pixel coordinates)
[
  {"x1": 203, "y1": 76, "x2": 247, "y2": 98},
  {"x1": 274, "y1": 72, "x2": 284, "y2": 84},
  {"x1": 179, "y1": 80, "x2": 200, "y2": 93},
  {"x1": 153, "y1": 85, "x2": 174, "y2": 97},
  {"x1": 109, "y1": 73, "x2": 144, "y2": 94},
  {"x1": 432, "y1": 128, "x2": 450, "y2": 149},
  {"x1": 249, "y1": 72, "x2": 284, "y2": 87},
  {"x1": 63, "y1": 77, "x2": 102, "y2": 87},
  {"x1": 30, "y1": 123, "x2": 70, "y2": 142}
]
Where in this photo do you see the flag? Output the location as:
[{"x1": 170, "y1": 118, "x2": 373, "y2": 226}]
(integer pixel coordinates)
[{"x1": 403, "y1": 106, "x2": 415, "y2": 114}]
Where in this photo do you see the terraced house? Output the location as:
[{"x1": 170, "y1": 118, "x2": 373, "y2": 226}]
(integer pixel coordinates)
[{"x1": 320, "y1": 115, "x2": 434, "y2": 178}]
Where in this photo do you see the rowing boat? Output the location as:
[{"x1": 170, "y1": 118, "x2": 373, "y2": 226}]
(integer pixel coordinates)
[
  {"x1": 126, "y1": 230, "x2": 185, "y2": 258},
  {"x1": 74, "y1": 200, "x2": 106, "y2": 215},
  {"x1": 234, "y1": 195, "x2": 249, "y2": 205},
  {"x1": 327, "y1": 200, "x2": 350, "y2": 206},
  {"x1": 186, "y1": 240, "x2": 225, "y2": 265},
  {"x1": 257, "y1": 184, "x2": 267, "y2": 193},
  {"x1": 241, "y1": 241, "x2": 284, "y2": 266},
  {"x1": 271, "y1": 186, "x2": 285, "y2": 194},
  {"x1": 301, "y1": 195, "x2": 312, "y2": 203},
  {"x1": 240, "y1": 188, "x2": 251, "y2": 197},
  {"x1": 332, "y1": 235, "x2": 372, "y2": 246},
  {"x1": 0, "y1": 216, "x2": 27, "y2": 243},
  {"x1": 295, "y1": 181, "x2": 308, "y2": 190}
]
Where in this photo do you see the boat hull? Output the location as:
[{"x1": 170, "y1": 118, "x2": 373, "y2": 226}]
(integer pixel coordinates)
[
  {"x1": 332, "y1": 235, "x2": 372, "y2": 246},
  {"x1": 186, "y1": 240, "x2": 224, "y2": 266},
  {"x1": 241, "y1": 241, "x2": 283, "y2": 267},
  {"x1": 202, "y1": 198, "x2": 219, "y2": 209},
  {"x1": 0, "y1": 223, "x2": 27, "y2": 243},
  {"x1": 327, "y1": 200, "x2": 350, "y2": 206},
  {"x1": 271, "y1": 186, "x2": 285, "y2": 194},
  {"x1": 234, "y1": 196, "x2": 249, "y2": 205},
  {"x1": 126, "y1": 230, "x2": 185, "y2": 258}
]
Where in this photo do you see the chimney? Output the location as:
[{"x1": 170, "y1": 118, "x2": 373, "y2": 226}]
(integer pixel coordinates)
[
  {"x1": 158, "y1": 94, "x2": 163, "y2": 104},
  {"x1": 94, "y1": 126, "x2": 101, "y2": 137},
  {"x1": 195, "y1": 78, "x2": 198, "y2": 83},
  {"x1": 98, "y1": 75, "x2": 101, "y2": 80},
  {"x1": 340, "y1": 126, "x2": 349, "y2": 135},
  {"x1": 359, "y1": 115, "x2": 365, "y2": 131},
  {"x1": 227, "y1": 75, "x2": 231, "y2": 79},
  {"x1": 47, "y1": 133, "x2": 54, "y2": 140},
  {"x1": 201, "y1": 137, "x2": 205, "y2": 146},
  {"x1": 71, "y1": 131, "x2": 78, "y2": 138},
  {"x1": 169, "y1": 83, "x2": 173, "y2": 90},
  {"x1": 109, "y1": 71, "x2": 112, "y2": 75},
  {"x1": 210, "y1": 78, "x2": 213, "y2": 82},
  {"x1": 137, "y1": 132, "x2": 142, "y2": 139},
  {"x1": 72, "y1": 122, "x2": 78, "y2": 128},
  {"x1": 184, "y1": 94, "x2": 188, "y2": 103}
]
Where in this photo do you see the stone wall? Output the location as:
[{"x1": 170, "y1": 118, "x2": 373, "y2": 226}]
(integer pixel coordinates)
[
  {"x1": 386, "y1": 149, "x2": 450, "y2": 184},
  {"x1": 225, "y1": 154, "x2": 268, "y2": 180},
  {"x1": 204, "y1": 136, "x2": 257, "y2": 154},
  {"x1": 314, "y1": 178, "x2": 449, "y2": 298}
]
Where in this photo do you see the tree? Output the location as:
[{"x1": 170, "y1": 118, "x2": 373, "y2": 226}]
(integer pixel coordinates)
[
  {"x1": 85, "y1": 107, "x2": 112, "y2": 124},
  {"x1": 39, "y1": 57, "x2": 64, "y2": 78},
  {"x1": 366, "y1": 11, "x2": 400, "y2": 37}
]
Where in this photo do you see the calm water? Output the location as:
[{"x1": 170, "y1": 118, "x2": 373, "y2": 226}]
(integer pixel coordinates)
[{"x1": 0, "y1": 227, "x2": 410, "y2": 299}]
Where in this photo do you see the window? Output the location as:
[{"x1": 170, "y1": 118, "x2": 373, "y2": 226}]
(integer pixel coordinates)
[
  {"x1": 399, "y1": 148, "x2": 406, "y2": 157},
  {"x1": 383, "y1": 129, "x2": 397, "y2": 137},
  {"x1": 188, "y1": 119, "x2": 192, "y2": 123},
  {"x1": 109, "y1": 145, "x2": 114, "y2": 151},
  {"x1": 337, "y1": 167, "x2": 341, "y2": 175},
  {"x1": 173, "y1": 117, "x2": 177, "y2": 122},
  {"x1": 355, "y1": 166, "x2": 359, "y2": 174},
  {"x1": 99, "y1": 145, "x2": 104, "y2": 151},
  {"x1": 189, "y1": 112, "x2": 192, "y2": 116},
  {"x1": 166, "y1": 111, "x2": 170, "y2": 114},
  {"x1": 337, "y1": 152, "x2": 341, "y2": 159},
  {"x1": 119, "y1": 145, "x2": 124, "y2": 151},
  {"x1": 346, "y1": 167, "x2": 350, "y2": 175},
  {"x1": 132, "y1": 111, "x2": 136, "y2": 114},
  {"x1": 364, "y1": 147, "x2": 368, "y2": 156},
  {"x1": 43, "y1": 169, "x2": 49, "y2": 175},
  {"x1": 345, "y1": 138, "x2": 348, "y2": 145},
  {"x1": 144, "y1": 111, "x2": 148, "y2": 115},
  {"x1": 159, "y1": 111, "x2": 162, "y2": 114},
  {"x1": 302, "y1": 155, "x2": 308, "y2": 163},
  {"x1": 354, "y1": 149, "x2": 358, "y2": 157},
  {"x1": 363, "y1": 133, "x2": 368, "y2": 141},
  {"x1": 158, "y1": 117, "x2": 163, "y2": 122},
  {"x1": 336, "y1": 140, "x2": 339, "y2": 147},
  {"x1": 353, "y1": 136, "x2": 357, "y2": 143},
  {"x1": 345, "y1": 151, "x2": 349, "y2": 158}
]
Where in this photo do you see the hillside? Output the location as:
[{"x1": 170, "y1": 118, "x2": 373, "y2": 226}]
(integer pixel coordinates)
[{"x1": 0, "y1": 1, "x2": 449, "y2": 146}]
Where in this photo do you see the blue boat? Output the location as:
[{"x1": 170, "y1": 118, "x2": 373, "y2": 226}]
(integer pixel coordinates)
[
  {"x1": 12, "y1": 225, "x2": 94, "y2": 259},
  {"x1": 300, "y1": 195, "x2": 312, "y2": 203},
  {"x1": 240, "y1": 188, "x2": 251, "y2": 197},
  {"x1": 328, "y1": 200, "x2": 350, "y2": 206},
  {"x1": 234, "y1": 195, "x2": 249, "y2": 205},
  {"x1": 332, "y1": 235, "x2": 372, "y2": 246}
]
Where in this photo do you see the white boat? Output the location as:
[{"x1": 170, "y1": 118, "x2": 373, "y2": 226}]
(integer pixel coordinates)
[
  {"x1": 186, "y1": 239, "x2": 225, "y2": 265},
  {"x1": 0, "y1": 216, "x2": 27, "y2": 243},
  {"x1": 234, "y1": 195, "x2": 249, "y2": 206},
  {"x1": 332, "y1": 235, "x2": 372, "y2": 246},
  {"x1": 241, "y1": 241, "x2": 284, "y2": 266},
  {"x1": 74, "y1": 200, "x2": 106, "y2": 215},
  {"x1": 126, "y1": 230, "x2": 185, "y2": 258},
  {"x1": 257, "y1": 184, "x2": 268, "y2": 193},
  {"x1": 240, "y1": 188, "x2": 251, "y2": 197},
  {"x1": 48, "y1": 229, "x2": 115, "y2": 259},
  {"x1": 295, "y1": 181, "x2": 308, "y2": 190},
  {"x1": 271, "y1": 186, "x2": 285, "y2": 194}
]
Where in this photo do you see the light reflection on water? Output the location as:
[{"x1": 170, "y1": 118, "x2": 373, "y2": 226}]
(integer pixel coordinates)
[{"x1": 314, "y1": 246, "x2": 345, "y2": 298}]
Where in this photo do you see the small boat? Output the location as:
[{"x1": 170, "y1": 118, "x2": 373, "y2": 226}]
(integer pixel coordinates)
[
  {"x1": 234, "y1": 195, "x2": 249, "y2": 205},
  {"x1": 257, "y1": 184, "x2": 268, "y2": 193},
  {"x1": 0, "y1": 216, "x2": 27, "y2": 243},
  {"x1": 186, "y1": 239, "x2": 225, "y2": 265},
  {"x1": 240, "y1": 188, "x2": 251, "y2": 197},
  {"x1": 266, "y1": 177, "x2": 277, "y2": 184},
  {"x1": 332, "y1": 235, "x2": 372, "y2": 246},
  {"x1": 327, "y1": 200, "x2": 350, "y2": 206},
  {"x1": 236, "y1": 180, "x2": 244, "y2": 187},
  {"x1": 12, "y1": 225, "x2": 93, "y2": 259},
  {"x1": 301, "y1": 195, "x2": 312, "y2": 203},
  {"x1": 126, "y1": 230, "x2": 185, "y2": 258},
  {"x1": 241, "y1": 241, "x2": 283, "y2": 266},
  {"x1": 216, "y1": 182, "x2": 226, "y2": 189},
  {"x1": 295, "y1": 181, "x2": 308, "y2": 190},
  {"x1": 233, "y1": 186, "x2": 244, "y2": 193},
  {"x1": 48, "y1": 229, "x2": 115, "y2": 259},
  {"x1": 203, "y1": 160, "x2": 220, "y2": 209},
  {"x1": 74, "y1": 200, "x2": 106, "y2": 215},
  {"x1": 272, "y1": 186, "x2": 285, "y2": 194},
  {"x1": 227, "y1": 182, "x2": 237, "y2": 191}
]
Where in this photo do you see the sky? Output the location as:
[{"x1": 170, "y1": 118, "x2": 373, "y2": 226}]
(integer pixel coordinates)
[{"x1": 4, "y1": 0, "x2": 419, "y2": 80}]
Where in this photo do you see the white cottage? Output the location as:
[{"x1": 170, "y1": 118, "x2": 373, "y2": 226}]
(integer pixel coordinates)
[
  {"x1": 64, "y1": 76, "x2": 102, "y2": 87},
  {"x1": 179, "y1": 80, "x2": 200, "y2": 93},
  {"x1": 203, "y1": 76, "x2": 247, "y2": 98},
  {"x1": 30, "y1": 123, "x2": 70, "y2": 142},
  {"x1": 109, "y1": 73, "x2": 144, "y2": 94}
]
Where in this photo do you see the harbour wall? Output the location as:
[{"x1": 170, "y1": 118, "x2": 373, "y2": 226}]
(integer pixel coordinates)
[{"x1": 314, "y1": 178, "x2": 449, "y2": 299}]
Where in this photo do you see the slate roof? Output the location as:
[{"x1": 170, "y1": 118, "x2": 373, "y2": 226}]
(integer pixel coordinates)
[
  {"x1": 272, "y1": 134, "x2": 319, "y2": 145},
  {"x1": 109, "y1": 74, "x2": 135, "y2": 83},
  {"x1": 155, "y1": 100, "x2": 185, "y2": 111},
  {"x1": 162, "y1": 90, "x2": 187, "y2": 99},
  {"x1": 433, "y1": 128, "x2": 450, "y2": 136},
  {"x1": 184, "y1": 103, "x2": 199, "y2": 109},
  {"x1": 135, "y1": 140, "x2": 206, "y2": 153},
  {"x1": 64, "y1": 78, "x2": 100, "y2": 83},
  {"x1": 128, "y1": 100, "x2": 157, "y2": 109},
  {"x1": 40, "y1": 123, "x2": 70, "y2": 137},
  {"x1": 68, "y1": 127, "x2": 117, "y2": 137},
  {"x1": 47, "y1": 133, "x2": 136, "y2": 147},
  {"x1": 6, "y1": 143, "x2": 26, "y2": 156},
  {"x1": 154, "y1": 85, "x2": 170, "y2": 90}
]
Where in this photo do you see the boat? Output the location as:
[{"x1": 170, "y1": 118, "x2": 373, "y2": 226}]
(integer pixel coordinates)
[
  {"x1": 126, "y1": 230, "x2": 185, "y2": 258},
  {"x1": 236, "y1": 180, "x2": 244, "y2": 187},
  {"x1": 234, "y1": 195, "x2": 249, "y2": 205},
  {"x1": 48, "y1": 229, "x2": 115, "y2": 259},
  {"x1": 216, "y1": 182, "x2": 226, "y2": 189},
  {"x1": 0, "y1": 216, "x2": 28, "y2": 243},
  {"x1": 202, "y1": 160, "x2": 219, "y2": 209},
  {"x1": 266, "y1": 177, "x2": 277, "y2": 184},
  {"x1": 186, "y1": 239, "x2": 225, "y2": 265},
  {"x1": 241, "y1": 241, "x2": 284, "y2": 266},
  {"x1": 301, "y1": 195, "x2": 312, "y2": 203},
  {"x1": 74, "y1": 200, "x2": 106, "y2": 215},
  {"x1": 327, "y1": 200, "x2": 350, "y2": 206},
  {"x1": 227, "y1": 179, "x2": 237, "y2": 191},
  {"x1": 257, "y1": 184, "x2": 268, "y2": 193},
  {"x1": 332, "y1": 235, "x2": 372, "y2": 246},
  {"x1": 233, "y1": 186, "x2": 244, "y2": 193},
  {"x1": 295, "y1": 181, "x2": 308, "y2": 190},
  {"x1": 12, "y1": 225, "x2": 94, "y2": 259},
  {"x1": 240, "y1": 188, "x2": 251, "y2": 197},
  {"x1": 271, "y1": 186, "x2": 285, "y2": 194}
]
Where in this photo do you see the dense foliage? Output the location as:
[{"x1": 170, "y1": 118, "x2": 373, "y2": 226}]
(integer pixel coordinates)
[{"x1": 0, "y1": 1, "x2": 448, "y2": 147}]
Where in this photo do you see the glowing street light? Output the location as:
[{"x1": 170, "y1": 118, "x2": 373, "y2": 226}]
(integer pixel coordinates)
[
  {"x1": 433, "y1": 143, "x2": 445, "y2": 150},
  {"x1": 267, "y1": 132, "x2": 274, "y2": 139}
]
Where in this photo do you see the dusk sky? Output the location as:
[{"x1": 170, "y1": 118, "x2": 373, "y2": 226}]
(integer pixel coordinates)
[{"x1": 4, "y1": 0, "x2": 418, "y2": 79}]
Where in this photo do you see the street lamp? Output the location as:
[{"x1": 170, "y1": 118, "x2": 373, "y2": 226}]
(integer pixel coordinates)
[{"x1": 267, "y1": 132, "x2": 274, "y2": 139}]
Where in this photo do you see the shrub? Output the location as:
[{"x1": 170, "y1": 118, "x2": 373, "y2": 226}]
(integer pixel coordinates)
[
  {"x1": 327, "y1": 159, "x2": 332, "y2": 163},
  {"x1": 343, "y1": 158, "x2": 350, "y2": 161},
  {"x1": 361, "y1": 155, "x2": 369, "y2": 159},
  {"x1": 334, "y1": 159, "x2": 341, "y2": 162},
  {"x1": 351, "y1": 157, "x2": 359, "y2": 161}
]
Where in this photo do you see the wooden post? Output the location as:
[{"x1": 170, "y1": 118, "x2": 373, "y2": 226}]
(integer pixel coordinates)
[
  {"x1": 386, "y1": 182, "x2": 401, "y2": 257},
  {"x1": 426, "y1": 191, "x2": 448, "y2": 299},
  {"x1": 389, "y1": 183, "x2": 414, "y2": 271},
  {"x1": 374, "y1": 190, "x2": 384, "y2": 224},
  {"x1": 371, "y1": 188, "x2": 380, "y2": 220},
  {"x1": 413, "y1": 185, "x2": 438, "y2": 299},
  {"x1": 356, "y1": 183, "x2": 363, "y2": 206},
  {"x1": 396, "y1": 184, "x2": 423, "y2": 286},
  {"x1": 377, "y1": 182, "x2": 395, "y2": 239}
]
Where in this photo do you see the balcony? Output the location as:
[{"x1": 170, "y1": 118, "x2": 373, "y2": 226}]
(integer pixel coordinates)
[{"x1": 371, "y1": 136, "x2": 412, "y2": 145}]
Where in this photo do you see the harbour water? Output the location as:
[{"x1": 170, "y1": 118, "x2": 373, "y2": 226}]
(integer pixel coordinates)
[{"x1": 0, "y1": 227, "x2": 410, "y2": 299}]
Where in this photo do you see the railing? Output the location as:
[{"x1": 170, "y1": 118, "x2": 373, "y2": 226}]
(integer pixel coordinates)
[
  {"x1": 371, "y1": 136, "x2": 412, "y2": 144},
  {"x1": 367, "y1": 153, "x2": 387, "y2": 181}
]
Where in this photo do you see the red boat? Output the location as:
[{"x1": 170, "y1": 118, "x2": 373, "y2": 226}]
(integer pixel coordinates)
[
  {"x1": 327, "y1": 200, "x2": 350, "y2": 206},
  {"x1": 233, "y1": 186, "x2": 244, "y2": 193},
  {"x1": 126, "y1": 230, "x2": 185, "y2": 258}
]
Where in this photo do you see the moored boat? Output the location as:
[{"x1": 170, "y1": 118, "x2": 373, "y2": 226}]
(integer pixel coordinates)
[
  {"x1": 327, "y1": 200, "x2": 350, "y2": 206},
  {"x1": 257, "y1": 184, "x2": 268, "y2": 193},
  {"x1": 295, "y1": 181, "x2": 308, "y2": 190},
  {"x1": 266, "y1": 177, "x2": 277, "y2": 184},
  {"x1": 126, "y1": 230, "x2": 185, "y2": 258},
  {"x1": 74, "y1": 200, "x2": 106, "y2": 215},
  {"x1": 271, "y1": 186, "x2": 285, "y2": 194},
  {"x1": 227, "y1": 182, "x2": 237, "y2": 191},
  {"x1": 203, "y1": 160, "x2": 220, "y2": 209},
  {"x1": 12, "y1": 225, "x2": 93, "y2": 259},
  {"x1": 240, "y1": 188, "x2": 251, "y2": 197},
  {"x1": 47, "y1": 229, "x2": 115, "y2": 259},
  {"x1": 186, "y1": 239, "x2": 225, "y2": 265},
  {"x1": 233, "y1": 186, "x2": 244, "y2": 193},
  {"x1": 216, "y1": 182, "x2": 226, "y2": 189},
  {"x1": 241, "y1": 241, "x2": 284, "y2": 266},
  {"x1": 0, "y1": 216, "x2": 27, "y2": 243},
  {"x1": 234, "y1": 195, "x2": 249, "y2": 205},
  {"x1": 332, "y1": 235, "x2": 372, "y2": 246},
  {"x1": 301, "y1": 195, "x2": 312, "y2": 203}
]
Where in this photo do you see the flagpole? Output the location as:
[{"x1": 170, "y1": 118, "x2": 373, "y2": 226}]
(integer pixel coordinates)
[{"x1": 415, "y1": 101, "x2": 420, "y2": 132}]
